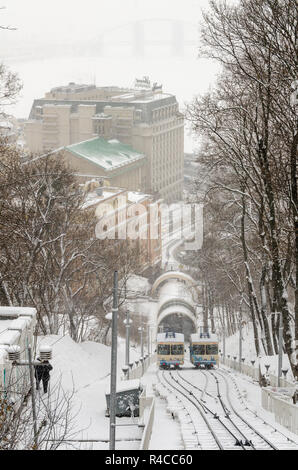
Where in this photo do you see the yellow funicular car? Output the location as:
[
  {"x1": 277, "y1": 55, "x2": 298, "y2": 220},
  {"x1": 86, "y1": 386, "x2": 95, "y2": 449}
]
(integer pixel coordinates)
[
  {"x1": 157, "y1": 331, "x2": 185, "y2": 369},
  {"x1": 189, "y1": 330, "x2": 219, "y2": 369}
]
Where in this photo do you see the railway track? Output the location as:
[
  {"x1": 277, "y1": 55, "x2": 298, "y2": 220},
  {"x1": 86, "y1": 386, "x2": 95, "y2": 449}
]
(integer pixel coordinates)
[
  {"x1": 212, "y1": 368, "x2": 298, "y2": 450},
  {"x1": 155, "y1": 371, "x2": 202, "y2": 449},
  {"x1": 159, "y1": 370, "x2": 249, "y2": 450},
  {"x1": 156, "y1": 367, "x2": 298, "y2": 450}
]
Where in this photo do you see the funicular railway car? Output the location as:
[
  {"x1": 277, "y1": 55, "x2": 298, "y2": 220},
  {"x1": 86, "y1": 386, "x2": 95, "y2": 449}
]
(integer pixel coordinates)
[
  {"x1": 157, "y1": 332, "x2": 184, "y2": 369},
  {"x1": 189, "y1": 331, "x2": 218, "y2": 369}
]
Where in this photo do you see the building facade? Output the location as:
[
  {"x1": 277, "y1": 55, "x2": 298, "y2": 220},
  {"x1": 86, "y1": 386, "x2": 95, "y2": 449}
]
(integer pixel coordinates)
[
  {"x1": 25, "y1": 81, "x2": 184, "y2": 202},
  {"x1": 82, "y1": 182, "x2": 162, "y2": 270}
]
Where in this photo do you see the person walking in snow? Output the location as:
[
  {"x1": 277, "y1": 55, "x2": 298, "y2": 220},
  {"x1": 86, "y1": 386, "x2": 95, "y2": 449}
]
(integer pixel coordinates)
[{"x1": 34, "y1": 357, "x2": 53, "y2": 393}]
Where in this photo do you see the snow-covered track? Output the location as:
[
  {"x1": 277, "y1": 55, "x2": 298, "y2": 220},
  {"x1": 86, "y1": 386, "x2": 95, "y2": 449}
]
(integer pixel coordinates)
[
  {"x1": 163, "y1": 370, "x2": 256, "y2": 450},
  {"x1": 177, "y1": 369, "x2": 278, "y2": 449},
  {"x1": 208, "y1": 370, "x2": 276, "y2": 450},
  {"x1": 160, "y1": 370, "x2": 224, "y2": 449},
  {"x1": 213, "y1": 368, "x2": 298, "y2": 450},
  {"x1": 173, "y1": 370, "x2": 255, "y2": 450},
  {"x1": 156, "y1": 370, "x2": 202, "y2": 449}
]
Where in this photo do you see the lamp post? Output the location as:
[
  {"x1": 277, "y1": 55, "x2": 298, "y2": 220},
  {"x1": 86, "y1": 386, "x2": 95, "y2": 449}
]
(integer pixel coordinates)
[
  {"x1": 147, "y1": 324, "x2": 154, "y2": 361},
  {"x1": 147, "y1": 325, "x2": 150, "y2": 356},
  {"x1": 277, "y1": 312, "x2": 283, "y2": 387},
  {"x1": 7, "y1": 344, "x2": 53, "y2": 449},
  {"x1": 223, "y1": 321, "x2": 226, "y2": 365},
  {"x1": 239, "y1": 315, "x2": 243, "y2": 374},
  {"x1": 124, "y1": 311, "x2": 132, "y2": 379},
  {"x1": 138, "y1": 326, "x2": 144, "y2": 375}
]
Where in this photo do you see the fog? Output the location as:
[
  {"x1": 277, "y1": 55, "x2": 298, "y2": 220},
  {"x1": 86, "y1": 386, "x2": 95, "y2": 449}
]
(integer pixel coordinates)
[{"x1": 1, "y1": 0, "x2": 222, "y2": 152}]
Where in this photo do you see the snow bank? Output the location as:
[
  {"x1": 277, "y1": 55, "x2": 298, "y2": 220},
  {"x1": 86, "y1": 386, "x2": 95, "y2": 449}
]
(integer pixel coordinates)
[{"x1": 36, "y1": 334, "x2": 143, "y2": 448}]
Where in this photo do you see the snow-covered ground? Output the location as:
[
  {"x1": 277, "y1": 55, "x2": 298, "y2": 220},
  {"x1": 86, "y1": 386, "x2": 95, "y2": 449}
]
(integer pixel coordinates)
[
  {"x1": 220, "y1": 322, "x2": 295, "y2": 381},
  {"x1": 37, "y1": 335, "x2": 143, "y2": 449}
]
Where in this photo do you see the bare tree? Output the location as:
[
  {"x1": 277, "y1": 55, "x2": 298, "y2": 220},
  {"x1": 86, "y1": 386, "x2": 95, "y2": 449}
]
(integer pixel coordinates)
[
  {"x1": 187, "y1": 0, "x2": 297, "y2": 376},
  {"x1": 0, "y1": 368, "x2": 80, "y2": 450}
]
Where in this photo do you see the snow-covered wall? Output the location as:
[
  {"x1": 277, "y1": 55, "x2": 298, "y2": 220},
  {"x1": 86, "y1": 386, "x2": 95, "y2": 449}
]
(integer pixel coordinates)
[{"x1": 0, "y1": 307, "x2": 37, "y2": 396}]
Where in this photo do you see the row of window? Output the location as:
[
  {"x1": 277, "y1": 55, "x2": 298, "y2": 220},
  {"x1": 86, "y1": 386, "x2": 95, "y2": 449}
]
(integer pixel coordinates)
[
  {"x1": 157, "y1": 344, "x2": 184, "y2": 355},
  {"x1": 152, "y1": 104, "x2": 179, "y2": 122},
  {"x1": 191, "y1": 344, "x2": 218, "y2": 355}
]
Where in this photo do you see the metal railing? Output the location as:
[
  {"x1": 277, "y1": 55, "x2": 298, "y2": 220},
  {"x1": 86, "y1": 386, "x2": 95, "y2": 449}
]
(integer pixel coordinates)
[
  {"x1": 128, "y1": 354, "x2": 156, "y2": 380},
  {"x1": 220, "y1": 357, "x2": 295, "y2": 388}
]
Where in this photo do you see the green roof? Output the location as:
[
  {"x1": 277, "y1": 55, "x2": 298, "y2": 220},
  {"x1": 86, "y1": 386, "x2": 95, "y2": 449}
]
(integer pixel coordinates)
[{"x1": 65, "y1": 137, "x2": 146, "y2": 172}]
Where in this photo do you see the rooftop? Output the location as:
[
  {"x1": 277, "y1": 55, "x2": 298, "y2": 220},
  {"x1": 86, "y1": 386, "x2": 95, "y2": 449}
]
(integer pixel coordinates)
[
  {"x1": 190, "y1": 333, "x2": 218, "y2": 343},
  {"x1": 82, "y1": 187, "x2": 126, "y2": 209},
  {"x1": 50, "y1": 82, "x2": 96, "y2": 94},
  {"x1": 65, "y1": 137, "x2": 146, "y2": 172},
  {"x1": 157, "y1": 332, "x2": 184, "y2": 343}
]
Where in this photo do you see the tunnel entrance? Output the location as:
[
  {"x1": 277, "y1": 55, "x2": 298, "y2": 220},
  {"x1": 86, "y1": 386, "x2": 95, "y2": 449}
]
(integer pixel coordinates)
[{"x1": 158, "y1": 313, "x2": 196, "y2": 342}]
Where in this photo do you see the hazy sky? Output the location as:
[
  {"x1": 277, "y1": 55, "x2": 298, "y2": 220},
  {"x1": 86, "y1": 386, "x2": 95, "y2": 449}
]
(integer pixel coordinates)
[
  {"x1": 1, "y1": 0, "x2": 211, "y2": 46},
  {"x1": 1, "y1": 0, "x2": 221, "y2": 151}
]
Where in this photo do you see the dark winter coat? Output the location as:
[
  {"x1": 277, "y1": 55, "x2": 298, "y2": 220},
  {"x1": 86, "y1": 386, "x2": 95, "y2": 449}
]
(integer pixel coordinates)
[{"x1": 34, "y1": 359, "x2": 53, "y2": 381}]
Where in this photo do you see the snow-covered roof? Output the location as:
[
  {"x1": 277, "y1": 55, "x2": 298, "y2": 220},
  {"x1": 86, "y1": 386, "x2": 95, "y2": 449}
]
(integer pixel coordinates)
[
  {"x1": 106, "y1": 378, "x2": 141, "y2": 395},
  {"x1": 82, "y1": 189, "x2": 124, "y2": 209},
  {"x1": 0, "y1": 307, "x2": 36, "y2": 319},
  {"x1": 0, "y1": 330, "x2": 21, "y2": 346},
  {"x1": 8, "y1": 317, "x2": 31, "y2": 332},
  {"x1": 127, "y1": 191, "x2": 150, "y2": 203},
  {"x1": 0, "y1": 345, "x2": 8, "y2": 362},
  {"x1": 157, "y1": 332, "x2": 184, "y2": 343},
  {"x1": 190, "y1": 333, "x2": 218, "y2": 344}
]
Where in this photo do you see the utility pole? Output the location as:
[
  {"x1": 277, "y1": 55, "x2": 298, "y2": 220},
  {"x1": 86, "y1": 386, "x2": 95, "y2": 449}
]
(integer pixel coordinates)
[
  {"x1": 278, "y1": 311, "x2": 283, "y2": 387},
  {"x1": 109, "y1": 271, "x2": 118, "y2": 451}
]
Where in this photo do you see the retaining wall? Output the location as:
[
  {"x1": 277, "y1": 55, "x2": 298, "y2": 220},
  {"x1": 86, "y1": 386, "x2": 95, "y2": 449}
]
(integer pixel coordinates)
[
  {"x1": 127, "y1": 354, "x2": 156, "y2": 380},
  {"x1": 0, "y1": 307, "x2": 37, "y2": 400},
  {"x1": 262, "y1": 388, "x2": 298, "y2": 435},
  {"x1": 139, "y1": 399, "x2": 155, "y2": 450},
  {"x1": 221, "y1": 357, "x2": 298, "y2": 436}
]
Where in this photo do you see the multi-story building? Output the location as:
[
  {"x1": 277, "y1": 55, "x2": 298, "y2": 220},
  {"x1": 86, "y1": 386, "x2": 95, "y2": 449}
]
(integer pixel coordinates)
[
  {"x1": 82, "y1": 181, "x2": 162, "y2": 270},
  {"x1": 25, "y1": 80, "x2": 184, "y2": 202}
]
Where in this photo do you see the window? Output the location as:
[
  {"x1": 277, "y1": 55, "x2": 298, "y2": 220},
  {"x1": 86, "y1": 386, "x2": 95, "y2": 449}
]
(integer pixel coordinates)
[
  {"x1": 192, "y1": 344, "x2": 205, "y2": 355},
  {"x1": 206, "y1": 344, "x2": 218, "y2": 355},
  {"x1": 158, "y1": 344, "x2": 170, "y2": 355},
  {"x1": 171, "y1": 344, "x2": 184, "y2": 355}
]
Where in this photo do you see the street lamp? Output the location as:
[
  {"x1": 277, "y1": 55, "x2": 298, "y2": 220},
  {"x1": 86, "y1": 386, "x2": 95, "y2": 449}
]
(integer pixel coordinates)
[
  {"x1": 148, "y1": 324, "x2": 155, "y2": 359},
  {"x1": 277, "y1": 312, "x2": 283, "y2": 387},
  {"x1": 138, "y1": 326, "x2": 144, "y2": 375},
  {"x1": 123, "y1": 311, "x2": 133, "y2": 379}
]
